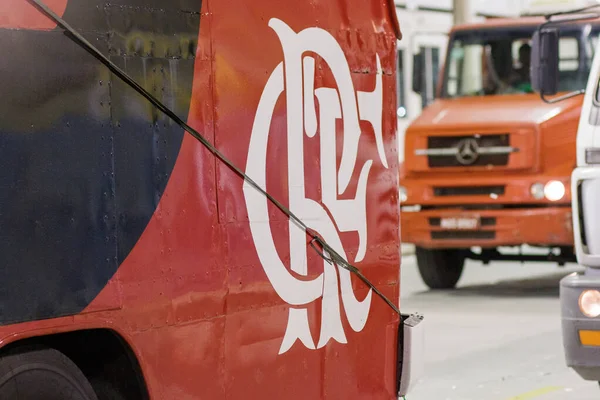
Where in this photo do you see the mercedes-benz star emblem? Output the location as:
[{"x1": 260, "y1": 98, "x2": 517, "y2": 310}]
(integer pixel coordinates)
[{"x1": 455, "y1": 138, "x2": 480, "y2": 165}]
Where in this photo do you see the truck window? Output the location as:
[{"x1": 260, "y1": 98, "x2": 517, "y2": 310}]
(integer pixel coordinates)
[
  {"x1": 594, "y1": 68, "x2": 600, "y2": 104},
  {"x1": 419, "y1": 46, "x2": 440, "y2": 108},
  {"x1": 443, "y1": 24, "x2": 600, "y2": 98},
  {"x1": 559, "y1": 37, "x2": 579, "y2": 71},
  {"x1": 590, "y1": 35, "x2": 599, "y2": 60}
]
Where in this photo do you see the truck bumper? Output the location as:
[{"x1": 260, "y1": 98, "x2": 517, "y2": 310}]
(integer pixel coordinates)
[
  {"x1": 560, "y1": 271, "x2": 600, "y2": 381},
  {"x1": 401, "y1": 206, "x2": 573, "y2": 249}
]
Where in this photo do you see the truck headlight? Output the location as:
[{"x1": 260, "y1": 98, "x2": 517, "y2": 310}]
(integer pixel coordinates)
[
  {"x1": 530, "y1": 183, "x2": 545, "y2": 199},
  {"x1": 544, "y1": 180, "x2": 565, "y2": 201},
  {"x1": 579, "y1": 290, "x2": 600, "y2": 318},
  {"x1": 399, "y1": 186, "x2": 407, "y2": 203}
]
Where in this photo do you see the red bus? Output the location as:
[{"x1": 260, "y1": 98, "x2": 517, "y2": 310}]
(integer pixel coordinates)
[{"x1": 0, "y1": 0, "x2": 420, "y2": 398}]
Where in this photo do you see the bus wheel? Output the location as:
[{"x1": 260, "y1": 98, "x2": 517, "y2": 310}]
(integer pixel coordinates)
[
  {"x1": 89, "y1": 378, "x2": 127, "y2": 400},
  {"x1": 415, "y1": 247, "x2": 465, "y2": 289},
  {"x1": 0, "y1": 346, "x2": 98, "y2": 400}
]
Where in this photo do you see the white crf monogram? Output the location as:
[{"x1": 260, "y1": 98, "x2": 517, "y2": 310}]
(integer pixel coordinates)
[{"x1": 243, "y1": 18, "x2": 388, "y2": 354}]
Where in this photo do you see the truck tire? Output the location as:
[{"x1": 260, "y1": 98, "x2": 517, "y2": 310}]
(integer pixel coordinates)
[
  {"x1": 0, "y1": 346, "x2": 98, "y2": 400},
  {"x1": 415, "y1": 247, "x2": 465, "y2": 289}
]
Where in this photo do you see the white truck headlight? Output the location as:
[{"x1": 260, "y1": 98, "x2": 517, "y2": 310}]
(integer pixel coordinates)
[
  {"x1": 579, "y1": 290, "x2": 600, "y2": 318},
  {"x1": 530, "y1": 182, "x2": 545, "y2": 199},
  {"x1": 399, "y1": 186, "x2": 407, "y2": 203},
  {"x1": 544, "y1": 180, "x2": 565, "y2": 201}
]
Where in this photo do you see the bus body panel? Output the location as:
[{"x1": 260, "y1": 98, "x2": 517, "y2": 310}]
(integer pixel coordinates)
[{"x1": 0, "y1": 0, "x2": 403, "y2": 398}]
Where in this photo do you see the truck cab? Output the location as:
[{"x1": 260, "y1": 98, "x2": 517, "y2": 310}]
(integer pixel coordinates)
[
  {"x1": 401, "y1": 16, "x2": 600, "y2": 289},
  {"x1": 531, "y1": 8, "x2": 600, "y2": 383}
]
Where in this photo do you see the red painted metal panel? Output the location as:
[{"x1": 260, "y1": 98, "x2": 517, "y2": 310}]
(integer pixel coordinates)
[
  {"x1": 0, "y1": 0, "x2": 401, "y2": 398},
  {"x1": 0, "y1": 0, "x2": 68, "y2": 29}
]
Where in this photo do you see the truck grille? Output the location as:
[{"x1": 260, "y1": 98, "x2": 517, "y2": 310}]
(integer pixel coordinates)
[
  {"x1": 431, "y1": 231, "x2": 496, "y2": 240},
  {"x1": 426, "y1": 134, "x2": 511, "y2": 168},
  {"x1": 433, "y1": 186, "x2": 505, "y2": 197}
]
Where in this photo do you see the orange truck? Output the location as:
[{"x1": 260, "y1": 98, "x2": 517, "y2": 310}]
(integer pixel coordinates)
[{"x1": 401, "y1": 16, "x2": 600, "y2": 289}]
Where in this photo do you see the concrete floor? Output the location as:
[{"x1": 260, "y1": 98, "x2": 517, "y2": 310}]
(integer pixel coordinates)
[{"x1": 400, "y1": 254, "x2": 600, "y2": 400}]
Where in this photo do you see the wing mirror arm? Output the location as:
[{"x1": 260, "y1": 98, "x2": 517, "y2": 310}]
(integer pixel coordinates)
[{"x1": 541, "y1": 89, "x2": 586, "y2": 104}]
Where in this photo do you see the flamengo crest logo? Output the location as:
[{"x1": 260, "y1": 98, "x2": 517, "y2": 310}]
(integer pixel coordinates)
[{"x1": 243, "y1": 18, "x2": 388, "y2": 354}]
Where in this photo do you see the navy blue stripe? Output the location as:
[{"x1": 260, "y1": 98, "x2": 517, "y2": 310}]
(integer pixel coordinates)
[{"x1": 0, "y1": 0, "x2": 201, "y2": 324}]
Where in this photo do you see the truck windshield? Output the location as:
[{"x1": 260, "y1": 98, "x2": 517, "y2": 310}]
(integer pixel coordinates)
[{"x1": 442, "y1": 23, "x2": 600, "y2": 98}]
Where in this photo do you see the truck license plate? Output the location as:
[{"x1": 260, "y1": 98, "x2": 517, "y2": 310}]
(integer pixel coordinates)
[{"x1": 440, "y1": 217, "x2": 479, "y2": 230}]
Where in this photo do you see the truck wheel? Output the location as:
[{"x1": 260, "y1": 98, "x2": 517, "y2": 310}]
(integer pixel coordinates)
[
  {"x1": 415, "y1": 247, "x2": 465, "y2": 289},
  {"x1": 0, "y1": 346, "x2": 98, "y2": 400}
]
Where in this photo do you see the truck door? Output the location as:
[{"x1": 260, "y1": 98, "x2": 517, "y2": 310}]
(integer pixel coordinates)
[
  {"x1": 396, "y1": 39, "x2": 409, "y2": 163},
  {"x1": 397, "y1": 32, "x2": 447, "y2": 163},
  {"x1": 412, "y1": 33, "x2": 447, "y2": 110},
  {"x1": 573, "y1": 35, "x2": 600, "y2": 265}
]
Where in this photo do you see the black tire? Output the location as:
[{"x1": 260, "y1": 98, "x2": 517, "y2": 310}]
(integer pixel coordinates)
[
  {"x1": 90, "y1": 378, "x2": 127, "y2": 400},
  {"x1": 0, "y1": 346, "x2": 98, "y2": 400},
  {"x1": 415, "y1": 247, "x2": 466, "y2": 290}
]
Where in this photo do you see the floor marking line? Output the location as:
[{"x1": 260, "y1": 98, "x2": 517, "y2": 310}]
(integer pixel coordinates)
[{"x1": 505, "y1": 386, "x2": 563, "y2": 400}]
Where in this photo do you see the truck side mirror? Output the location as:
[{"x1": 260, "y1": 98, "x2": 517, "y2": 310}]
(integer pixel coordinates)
[
  {"x1": 412, "y1": 52, "x2": 424, "y2": 94},
  {"x1": 531, "y1": 27, "x2": 559, "y2": 96}
]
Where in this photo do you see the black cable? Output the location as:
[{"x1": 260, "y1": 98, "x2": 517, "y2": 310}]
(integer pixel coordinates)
[{"x1": 27, "y1": 0, "x2": 402, "y2": 316}]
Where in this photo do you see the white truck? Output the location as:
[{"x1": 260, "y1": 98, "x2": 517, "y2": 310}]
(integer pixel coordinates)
[{"x1": 531, "y1": 5, "x2": 600, "y2": 384}]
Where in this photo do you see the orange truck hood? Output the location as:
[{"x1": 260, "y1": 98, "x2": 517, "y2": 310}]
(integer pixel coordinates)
[
  {"x1": 408, "y1": 94, "x2": 582, "y2": 131},
  {"x1": 403, "y1": 93, "x2": 583, "y2": 176}
]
